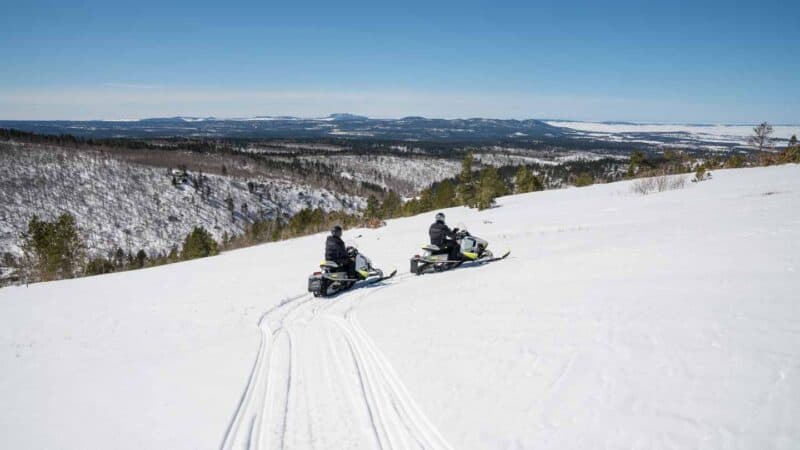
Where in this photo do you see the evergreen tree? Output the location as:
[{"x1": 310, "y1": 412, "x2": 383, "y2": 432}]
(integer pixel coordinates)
[
  {"x1": 167, "y1": 245, "x2": 179, "y2": 262},
  {"x1": 790, "y1": 134, "x2": 798, "y2": 147},
  {"x1": 725, "y1": 154, "x2": 745, "y2": 168},
  {"x1": 457, "y1": 153, "x2": 476, "y2": 206},
  {"x1": 380, "y1": 191, "x2": 402, "y2": 218},
  {"x1": 575, "y1": 172, "x2": 594, "y2": 187},
  {"x1": 21, "y1": 214, "x2": 85, "y2": 281},
  {"x1": 432, "y1": 179, "x2": 456, "y2": 209},
  {"x1": 113, "y1": 247, "x2": 126, "y2": 268},
  {"x1": 365, "y1": 195, "x2": 381, "y2": 220},
  {"x1": 627, "y1": 151, "x2": 646, "y2": 177},
  {"x1": 417, "y1": 187, "x2": 434, "y2": 212},
  {"x1": 475, "y1": 167, "x2": 507, "y2": 210},
  {"x1": 748, "y1": 122, "x2": 774, "y2": 152},
  {"x1": 85, "y1": 257, "x2": 115, "y2": 276},
  {"x1": 514, "y1": 166, "x2": 543, "y2": 193},
  {"x1": 181, "y1": 227, "x2": 219, "y2": 260},
  {"x1": 135, "y1": 249, "x2": 147, "y2": 268}
]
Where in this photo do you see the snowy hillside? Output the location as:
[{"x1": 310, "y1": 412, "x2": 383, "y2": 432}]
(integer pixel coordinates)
[
  {"x1": 0, "y1": 142, "x2": 363, "y2": 258},
  {"x1": 299, "y1": 154, "x2": 462, "y2": 195},
  {"x1": 1, "y1": 165, "x2": 798, "y2": 449}
]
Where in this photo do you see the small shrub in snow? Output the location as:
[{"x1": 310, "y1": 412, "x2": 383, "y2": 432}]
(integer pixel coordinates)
[
  {"x1": 668, "y1": 175, "x2": 687, "y2": 190},
  {"x1": 632, "y1": 177, "x2": 656, "y2": 195},
  {"x1": 692, "y1": 166, "x2": 711, "y2": 183},
  {"x1": 632, "y1": 174, "x2": 688, "y2": 195}
]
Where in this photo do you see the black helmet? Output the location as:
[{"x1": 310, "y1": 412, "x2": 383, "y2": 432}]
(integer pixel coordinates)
[
  {"x1": 435, "y1": 212, "x2": 445, "y2": 223},
  {"x1": 331, "y1": 225, "x2": 343, "y2": 237}
]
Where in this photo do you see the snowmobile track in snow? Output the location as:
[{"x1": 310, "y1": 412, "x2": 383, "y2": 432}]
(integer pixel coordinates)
[{"x1": 220, "y1": 276, "x2": 452, "y2": 450}]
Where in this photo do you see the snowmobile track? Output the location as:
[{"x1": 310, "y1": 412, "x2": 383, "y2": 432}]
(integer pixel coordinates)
[{"x1": 220, "y1": 277, "x2": 451, "y2": 450}]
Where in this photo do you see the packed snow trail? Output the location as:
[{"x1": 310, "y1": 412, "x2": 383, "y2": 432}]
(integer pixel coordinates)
[{"x1": 221, "y1": 276, "x2": 453, "y2": 450}]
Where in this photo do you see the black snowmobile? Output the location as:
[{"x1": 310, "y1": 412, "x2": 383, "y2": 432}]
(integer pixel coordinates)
[
  {"x1": 308, "y1": 246, "x2": 396, "y2": 297},
  {"x1": 410, "y1": 229, "x2": 509, "y2": 275}
]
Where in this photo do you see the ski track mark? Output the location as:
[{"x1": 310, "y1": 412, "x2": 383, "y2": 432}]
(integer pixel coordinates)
[{"x1": 220, "y1": 276, "x2": 452, "y2": 450}]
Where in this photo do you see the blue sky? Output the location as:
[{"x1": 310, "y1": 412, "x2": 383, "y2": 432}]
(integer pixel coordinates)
[{"x1": 1, "y1": 0, "x2": 797, "y2": 122}]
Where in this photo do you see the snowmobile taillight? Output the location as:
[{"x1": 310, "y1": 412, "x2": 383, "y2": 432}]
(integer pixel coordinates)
[
  {"x1": 313, "y1": 271, "x2": 321, "y2": 276},
  {"x1": 414, "y1": 254, "x2": 420, "y2": 259}
]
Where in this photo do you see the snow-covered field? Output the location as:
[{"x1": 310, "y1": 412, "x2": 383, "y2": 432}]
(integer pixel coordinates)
[
  {"x1": 1, "y1": 164, "x2": 798, "y2": 449},
  {"x1": 547, "y1": 120, "x2": 800, "y2": 148}
]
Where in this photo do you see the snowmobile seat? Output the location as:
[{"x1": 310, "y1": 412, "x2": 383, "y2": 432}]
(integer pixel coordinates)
[
  {"x1": 320, "y1": 260, "x2": 339, "y2": 269},
  {"x1": 422, "y1": 244, "x2": 441, "y2": 252}
]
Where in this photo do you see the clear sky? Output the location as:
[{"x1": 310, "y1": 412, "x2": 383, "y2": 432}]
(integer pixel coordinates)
[{"x1": 1, "y1": 0, "x2": 797, "y2": 122}]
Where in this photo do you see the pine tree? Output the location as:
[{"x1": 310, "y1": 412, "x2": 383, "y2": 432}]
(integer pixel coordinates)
[
  {"x1": 85, "y1": 257, "x2": 115, "y2": 276},
  {"x1": 432, "y1": 179, "x2": 456, "y2": 209},
  {"x1": 113, "y1": 248, "x2": 126, "y2": 268},
  {"x1": 380, "y1": 191, "x2": 402, "y2": 218},
  {"x1": 365, "y1": 195, "x2": 381, "y2": 220},
  {"x1": 514, "y1": 166, "x2": 543, "y2": 193},
  {"x1": 181, "y1": 227, "x2": 219, "y2": 260},
  {"x1": 21, "y1": 213, "x2": 85, "y2": 281},
  {"x1": 475, "y1": 167, "x2": 507, "y2": 210},
  {"x1": 135, "y1": 249, "x2": 147, "y2": 268},
  {"x1": 627, "y1": 151, "x2": 646, "y2": 177},
  {"x1": 457, "y1": 153, "x2": 476, "y2": 206},
  {"x1": 748, "y1": 122, "x2": 774, "y2": 152},
  {"x1": 575, "y1": 172, "x2": 594, "y2": 187}
]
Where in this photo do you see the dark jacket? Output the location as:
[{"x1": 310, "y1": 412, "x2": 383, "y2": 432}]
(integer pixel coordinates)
[
  {"x1": 325, "y1": 235, "x2": 348, "y2": 262},
  {"x1": 429, "y1": 221, "x2": 456, "y2": 247}
]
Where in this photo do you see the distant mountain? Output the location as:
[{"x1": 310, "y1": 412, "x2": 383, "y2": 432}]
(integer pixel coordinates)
[
  {"x1": 0, "y1": 115, "x2": 566, "y2": 141},
  {"x1": 327, "y1": 113, "x2": 369, "y2": 121}
]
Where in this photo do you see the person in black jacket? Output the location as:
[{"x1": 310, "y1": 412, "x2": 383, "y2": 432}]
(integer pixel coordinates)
[
  {"x1": 325, "y1": 225, "x2": 355, "y2": 277},
  {"x1": 429, "y1": 212, "x2": 461, "y2": 261}
]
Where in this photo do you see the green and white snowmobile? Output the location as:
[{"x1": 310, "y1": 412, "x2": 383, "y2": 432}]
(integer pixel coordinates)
[
  {"x1": 308, "y1": 246, "x2": 395, "y2": 297},
  {"x1": 410, "y1": 229, "x2": 509, "y2": 275}
]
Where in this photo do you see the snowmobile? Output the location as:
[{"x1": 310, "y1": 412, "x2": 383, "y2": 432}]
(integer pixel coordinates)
[
  {"x1": 308, "y1": 246, "x2": 396, "y2": 297},
  {"x1": 410, "y1": 228, "x2": 509, "y2": 275}
]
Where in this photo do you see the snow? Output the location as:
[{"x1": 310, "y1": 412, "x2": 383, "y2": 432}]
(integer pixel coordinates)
[
  {"x1": 546, "y1": 121, "x2": 800, "y2": 140},
  {"x1": 300, "y1": 154, "x2": 461, "y2": 195},
  {"x1": 1, "y1": 165, "x2": 799, "y2": 449},
  {"x1": 0, "y1": 143, "x2": 364, "y2": 259}
]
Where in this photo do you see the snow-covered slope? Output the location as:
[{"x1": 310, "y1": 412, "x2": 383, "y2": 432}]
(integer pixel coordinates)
[{"x1": 1, "y1": 165, "x2": 798, "y2": 449}]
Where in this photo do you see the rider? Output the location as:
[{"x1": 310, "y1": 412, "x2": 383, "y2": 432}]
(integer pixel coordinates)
[
  {"x1": 429, "y1": 212, "x2": 461, "y2": 261},
  {"x1": 325, "y1": 225, "x2": 356, "y2": 278}
]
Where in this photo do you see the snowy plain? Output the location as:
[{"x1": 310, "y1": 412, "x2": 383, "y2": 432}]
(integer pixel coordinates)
[
  {"x1": 545, "y1": 121, "x2": 800, "y2": 140},
  {"x1": 1, "y1": 164, "x2": 799, "y2": 449}
]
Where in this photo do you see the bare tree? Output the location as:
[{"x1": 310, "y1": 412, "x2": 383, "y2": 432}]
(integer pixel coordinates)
[{"x1": 748, "y1": 122, "x2": 774, "y2": 152}]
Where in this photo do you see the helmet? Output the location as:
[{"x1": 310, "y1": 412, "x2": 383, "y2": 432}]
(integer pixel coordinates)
[
  {"x1": 435, "y1": 212, "x2": 445, "y2": 223},
  {"x1": 331, "y1": 225, "x2": 343, "y2": 237}
]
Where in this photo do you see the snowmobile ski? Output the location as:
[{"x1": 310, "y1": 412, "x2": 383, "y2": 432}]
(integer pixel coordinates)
[{"x1": 485, "y1": 250, "x2": 511, "y2": 262}]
